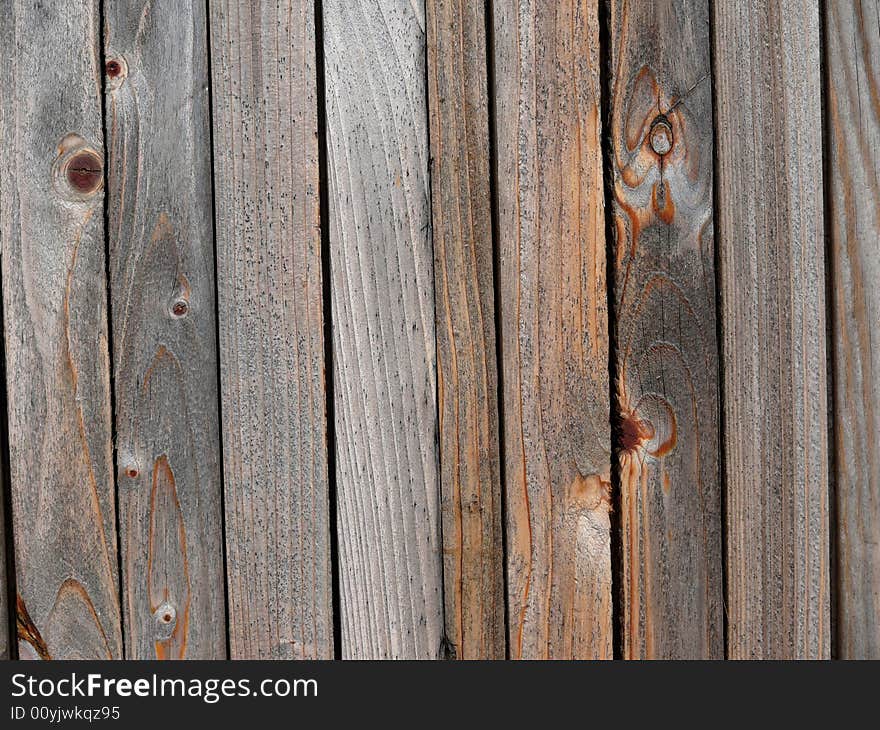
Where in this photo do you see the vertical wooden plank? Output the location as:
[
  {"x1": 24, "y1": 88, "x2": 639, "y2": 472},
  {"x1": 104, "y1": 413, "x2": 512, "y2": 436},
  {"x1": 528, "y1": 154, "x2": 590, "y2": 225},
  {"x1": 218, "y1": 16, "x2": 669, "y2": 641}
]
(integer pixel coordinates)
[
  {"x1": 103, "y1": 0, "x2": 226, "y2": 659},
  {"x1": 494, "y1": 0, "x2": 612, "y2": 659},
  {"x1": 826, "y1": 0, "x2": 880, "y2": 659},
  {"x1": 713, "y1": 0, "x2": 829, "y2": 658},
  {"x1": 608, "y1": 0, "x2": 723, "y2": 658},
  {"x1": 210, "y1": 0, "x2": 333, "y2": 659},
  {"x1": 0, "y1": 456, "x2": 7, "y2": 658},
  {"x1": 323, "y1": 0, "x2": 443, "y2": 659},
  {"x1": 426, "y1": 0, "x2": 505, "y2": 659},
  {"x1": 0, "y1": 0, "x2": 122, "y2": 659}
]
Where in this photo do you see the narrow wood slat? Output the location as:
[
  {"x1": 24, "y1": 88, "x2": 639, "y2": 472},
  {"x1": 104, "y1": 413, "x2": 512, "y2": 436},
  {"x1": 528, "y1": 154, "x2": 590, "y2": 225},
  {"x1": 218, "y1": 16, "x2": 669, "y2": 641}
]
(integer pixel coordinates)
[
  {"x1": 323, "y1": 0, "x2": 443, "y2": 659},
  {"x1": 713, "y1": 0, "x2": 829, "y2": 659},
  {"x1": 494, "y1": 0, "x2": 612, "y2": 659},
  {"x1": 104, "y1": 0, "x2": 226, "y2": 659},
  {"x1": 426, "y1": 0, "x2": 505, "y2": 660},
  {"x1": 0, "y1": 446, "x2": 8, "y2": 658},
  {"x1": 826, "y1": 0, "x2": 880, "y2": 659},
  {"x1": 0, "y1": 0, "x2": 122, "y2": 659},
  {"x1": 209, "y1": 0, "x2": 333, "y2": 659},
  {"x1": 609, "y1": 0, "x2": 723, "y2": 659}
]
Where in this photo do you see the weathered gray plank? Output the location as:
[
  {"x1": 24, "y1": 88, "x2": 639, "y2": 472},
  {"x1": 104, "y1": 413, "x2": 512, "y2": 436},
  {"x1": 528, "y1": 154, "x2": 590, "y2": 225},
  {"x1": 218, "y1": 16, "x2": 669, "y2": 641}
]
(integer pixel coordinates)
[
  {"x1": 209, "y1": 0, "x2": 333, "y2": 659},
  {"x1": 713, "y1": 0, "x2": 830, "y2": 659},
  {"x1": 0, "y1": 0, "x2": 122, "y2": 659},
  {"x1": 323, "y1": 0, "x2": 443, "y2": 659},
  {"x1": 826, "y1": 0, "x2": 880, "y2": 659},
  {"x1": 426, "y1": 0, "x2": 505, "y2": 660},
  {"x1": 104, "y1": 0, "x2": 226, "y2": 659},
  {"x1": 609, "y1": 0, "x2": 723, "y2": 659},
  {"x1": 494, "y1": 0, "x2": 612, "y2": 659}
]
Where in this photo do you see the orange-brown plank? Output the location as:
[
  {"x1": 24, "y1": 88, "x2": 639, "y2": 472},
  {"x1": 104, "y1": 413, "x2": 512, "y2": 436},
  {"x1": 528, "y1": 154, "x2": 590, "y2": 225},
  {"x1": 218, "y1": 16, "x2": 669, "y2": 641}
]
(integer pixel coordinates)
[
  {"x1": 494, "y1": 0, "x2": 612, "y2": 659},
  {"x1": 826, "y1": 0, "x2": 880, "y2": 658},
  {"x1": 426, "y1": 0, "x2": 505, "y2": 660},
  {"x1": 608, "y1": 0, "x2": 723, "y2": 658}
]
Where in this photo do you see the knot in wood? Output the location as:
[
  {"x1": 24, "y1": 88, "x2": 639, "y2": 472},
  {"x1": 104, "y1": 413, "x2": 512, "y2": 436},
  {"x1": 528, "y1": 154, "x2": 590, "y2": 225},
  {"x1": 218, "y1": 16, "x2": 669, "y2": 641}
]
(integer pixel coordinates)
[
  {"x1": 153, "y1": 602, "x2": 177, "y2": 640},
  {"x1": 170, "y1": 299, "x2": 189, "y2": 318},
  {"x1": 619, "y1": 411, "x2": 655, "y2": 452},
  {"x1": 649, "y1": 118, "x2": 673, "y2": 156},
  {"x1": 64, "y1": 150, "x2": 103, "y2": 196},
  {"x1": 104, "y1": 56, "x2": 128, "y2": 89}
]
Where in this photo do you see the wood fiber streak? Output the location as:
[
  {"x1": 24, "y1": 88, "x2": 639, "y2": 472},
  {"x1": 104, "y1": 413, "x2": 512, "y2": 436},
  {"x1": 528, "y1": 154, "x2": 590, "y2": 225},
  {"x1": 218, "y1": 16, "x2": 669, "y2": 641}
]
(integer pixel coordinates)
[
  {"x1": 609, "y1": 0, "x2": 723, "y2": 659},
  {"x1": 323, "y1": 0, "x2": 443, "y2": 659},
  {"x1": 0, "y1": 0, "x2": 122, "y2": 659},
  {"x1": 426, "y1": 0, "x2": 505, "y2": 660},
  {"x1": 209, "y1": 0, "x2": 333, "y2": 659},
  {"x1": 713, "y1": 0, "x2": 829, "y2": 659},
  {"x1": 494, "y1": 0, "x2": 612, "y2": 659},
  {"x1": 826, "y1": 0, "x2": 880, "y2": 659},
  {"x1": 0, "y1": 440, "x2": 7, "y2": 658},
  {"x1": 104, "y1": 0, "x2": 226, "y2": 660}
]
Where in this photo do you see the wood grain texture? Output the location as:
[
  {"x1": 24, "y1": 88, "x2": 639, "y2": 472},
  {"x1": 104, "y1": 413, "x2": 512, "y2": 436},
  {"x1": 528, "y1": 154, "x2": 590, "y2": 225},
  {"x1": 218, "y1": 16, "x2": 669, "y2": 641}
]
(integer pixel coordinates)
[
  {"x1": 713, "y1": 0, "x2": 829, "y2": 659},
  {"x1": 209, "y1": 0, "x2": 333, "y2": 659},
  {"x1": 826, "y1": 0, "x2": 880, "y2": 660},
  {"x1": 609, "y1": 0, "x2": 722, "y2": 659},
  {"x1": 0, "y1": 0, "x2": 122, "y2": 659},
  {"x1": 426, "y1": 0, "x2": 505, "y2": 660},
  {"x1": 494, "y1": 0, "x2": 612, "y2": 659},
  {"x1": 0, "y1": 442, "x2": 7, "y2": 659},
  {"x1": 323, "y1": 0, "x2": 443, "y2": 659},
  {"x1": 104, "y1": 0, "x2": 226, "y2": 659}
]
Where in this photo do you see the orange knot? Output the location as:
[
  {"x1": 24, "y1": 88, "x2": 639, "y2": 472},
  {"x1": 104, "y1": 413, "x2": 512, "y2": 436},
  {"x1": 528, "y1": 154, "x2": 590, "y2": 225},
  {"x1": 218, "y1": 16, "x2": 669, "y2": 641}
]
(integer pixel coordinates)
[{"x1": 618, "y1": 411, "x2": 655, "y2": 452}]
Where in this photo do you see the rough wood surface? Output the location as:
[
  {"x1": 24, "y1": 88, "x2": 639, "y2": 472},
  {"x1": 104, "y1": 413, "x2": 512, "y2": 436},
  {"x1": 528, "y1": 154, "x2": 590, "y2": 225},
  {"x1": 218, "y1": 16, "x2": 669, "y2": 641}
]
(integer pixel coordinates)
[
  {"x1": 609, "y1": 0, "x2": 723, "y2": 659},
  {"x1": 713, "y1": 0, "x2": 830, "y2": 659},
  {"x1": 323, "y1": 0, "x2": 443, "y2": 659},
  {"x1": 826, "y1": 0, "x2": 880, "y2": 660},
  {"x1": 494, "y1": 0, "x2": 612, "y2": 659},
  {"x1": 0, "y1": 433, "x2": 7, "y2": 659},
  {"x1": 426, "y1": 0, "x2": 505, "y2": 660},
  {"x1": 209, "y1": 0, "x2": 333, "y2": 659},
  {"x1": 0, "y1": 0, "x2": 122, "y2": 659},
  {"x1": 104, "y1": 0, "x2": 226, "y2": 660}
]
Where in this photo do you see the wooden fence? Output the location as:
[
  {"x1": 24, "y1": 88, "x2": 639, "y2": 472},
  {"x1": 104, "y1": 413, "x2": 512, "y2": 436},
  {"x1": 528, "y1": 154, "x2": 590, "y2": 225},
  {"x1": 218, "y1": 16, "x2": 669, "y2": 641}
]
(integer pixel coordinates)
[{"x1": 0, "y1": 0, "x2": 876, "y2": 660}]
